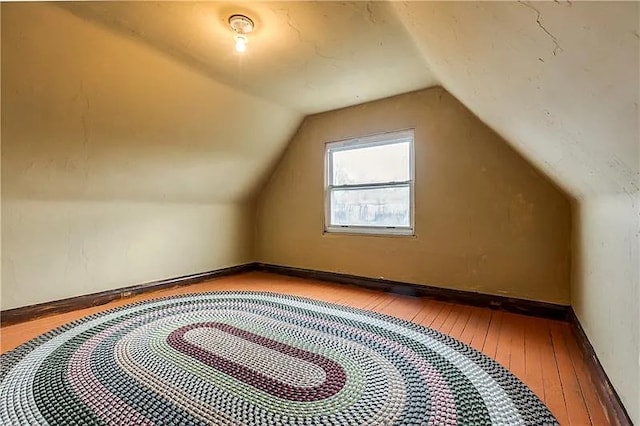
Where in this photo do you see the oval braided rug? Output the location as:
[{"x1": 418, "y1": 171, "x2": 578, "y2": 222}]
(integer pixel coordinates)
[{"x1": 1, "y1": 292, "x2": 558, "y2": 425}]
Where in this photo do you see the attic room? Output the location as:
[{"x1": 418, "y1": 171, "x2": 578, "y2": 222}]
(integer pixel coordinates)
[{"x1": 0, "y1": 1, "x2": 637, "y2": 425}]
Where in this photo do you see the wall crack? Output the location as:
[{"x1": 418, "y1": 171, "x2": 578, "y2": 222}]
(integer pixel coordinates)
[
  {"x1": 366, "y1": 2, "x2": 377, "y2": 25},
  {"x1": 275, "y1": 7, "x2": 340, "y2": 61},
  {"x1": 519, "y1": 1, "x2": 564, "y2": 56}
]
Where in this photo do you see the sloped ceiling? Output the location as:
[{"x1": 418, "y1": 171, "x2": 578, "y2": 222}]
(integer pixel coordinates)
[
  {"x1": 3, "y1": 2, "x2": 637, "y2": 419},
  {"x1": 59, "y1": 1, "x2": 436, "y2": 114},
  {"x1": 4, "y1": 1, "x2": 638, "y2": 201},
  {"x1": 51, "y1": 1, "x2": 638, "y2": 202},
  {"x1": 391, "y1": 1, "x2": 639, "y2": 199},
  {"x1": 3, "y1": 2, "x2": 438, "y2": 204},
  {"x1": 2, "y1": 3, "x2": 302, "y2": 203}
]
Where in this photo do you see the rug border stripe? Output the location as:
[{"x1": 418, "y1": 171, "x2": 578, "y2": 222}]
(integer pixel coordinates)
[{"x1": 1, "y1": 262, "x2": 631, "y2": 425}]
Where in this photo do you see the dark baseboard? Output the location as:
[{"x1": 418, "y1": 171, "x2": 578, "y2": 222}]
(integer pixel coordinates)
[
  {"x1": 1, "y1": 262, "x2": 569, "y2": 325},
  {"x1": 0, "y1": 263, "x2": 256, "y2": 327},
  {"x1": 1, "y1": 262, "x2": 632, "y2": 423},
  {"x1": 568, "y1": 309, "x2": 634, "y2": 426},
  {"x1": 258, "y1": 263, "x2": 633, "y2": 422},
  {"x1": 254, "y1": 263, "x2": 570, "y2": 321}
]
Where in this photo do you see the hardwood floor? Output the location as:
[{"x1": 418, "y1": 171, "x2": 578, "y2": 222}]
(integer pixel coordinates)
[{"x1": 1, "y1": 271, "x2": 609, "y2": 425}]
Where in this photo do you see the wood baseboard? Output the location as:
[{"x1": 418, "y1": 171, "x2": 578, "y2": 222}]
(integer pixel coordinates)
[
  {"x1": 0, "y1": 262, "x2": 570, "y2": 325},
  {"x1": 258, "y1": 263, "x2": 633, "y2": 423},
  {"x1": 568, "y1": 309, "x2": 634, "y2": 426},
  {"x1": 1, "y1": 261, "x2": 632, "y2": 423},
  {"x1": 255, "y1": 263, "x2": 570, "y2": 320},
  {"x1": 0, "y1": 263, "x2": 256, "y2": 326}
]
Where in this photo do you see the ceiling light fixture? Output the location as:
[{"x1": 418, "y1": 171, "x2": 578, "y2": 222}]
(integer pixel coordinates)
[{"x1": 228, "y1": 14, "x2": 254, "y2": 53}]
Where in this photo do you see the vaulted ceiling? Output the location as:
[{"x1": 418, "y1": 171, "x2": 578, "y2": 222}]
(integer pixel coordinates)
[
  {"x1": 392, "y1": 1, "x2": 638, "y2": 199},
  {"x1": 3, "y1": 1, "x2": 638, "y2": 203},
  {"x1": 59, "y1": 1, "x2": 436, "y2": 114}
]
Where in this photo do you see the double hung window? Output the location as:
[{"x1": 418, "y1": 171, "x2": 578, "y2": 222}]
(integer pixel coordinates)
[{"x1": 325, "y1": 129, "x2": 414, "y2": 235}]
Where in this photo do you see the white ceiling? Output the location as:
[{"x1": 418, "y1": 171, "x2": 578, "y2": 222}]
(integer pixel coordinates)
[
  {"x1": 2, "y1": 4, "x2": 302, "y2": 203},
  {"x1": 60, "y1": 1, "x2": 436, "y2": 114},
  {"x1": 3, "y1": 1, "x2": 638, "y2": 203},
  {"x1": 391, "y1": 1, "x2": 639, "y2": 199}
]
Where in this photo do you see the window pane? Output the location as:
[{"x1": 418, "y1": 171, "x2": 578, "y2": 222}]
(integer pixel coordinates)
[
  {"x1": 332, "y1": 142, "x2": 410, "y2": 185},
  {"x1": 330, "y1": 186, "x2": 410, "y2": 227}
]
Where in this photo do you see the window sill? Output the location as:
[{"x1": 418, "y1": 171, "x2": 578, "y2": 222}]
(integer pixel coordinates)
[{"x1": 323, "y1": 227, "x2": 416, "y2": 238}]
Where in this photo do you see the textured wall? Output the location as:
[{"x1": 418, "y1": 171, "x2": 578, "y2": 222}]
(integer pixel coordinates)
[
  {"x1": 0, "y1": 4, "x2": 282, "y2": 309},
  {"x1": 392, "y1": 4, "x2": 639, "y2": 419},
  {"x1": 1, "y1": 4, "x2": 301, "y2": 205},
  {"x1": 1, "y1": 200, "x2": 252, "y2": 310},
  {"x1": 392, "y1": 1, "x2": 638, "y2": 198},
  {"x1": 2, "y1": 2, "x2": 636, "y2": 420},
  {"x1": 256, "y1": 88, "x2": 572, "y2": 304},
  {"x1": 572, "y1": 195, "x2": 639, "y2": 423}
]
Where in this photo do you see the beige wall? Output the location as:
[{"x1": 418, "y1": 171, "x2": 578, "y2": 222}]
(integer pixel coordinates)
[
  {"x1": 572, "y1": 194, "x2": 639, "y2": 423},
  {"x1": 0, "y1": 4, "x2": 286, "y2": 309},
  {"x1": 392, "y1": 1, "x2": 638, "y2": 198},
  {"x1": 1, "y1": 200, "x2": 252, "y2": 310},
  {"x1": 390, "y1": 3, "x2": 639, "y2": 421},
  {"x1": 256, "y1": 88, "x2": 572, "y2": 304}
]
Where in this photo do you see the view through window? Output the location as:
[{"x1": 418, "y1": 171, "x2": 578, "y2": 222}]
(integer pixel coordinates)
[{"x1": 325, "y1": 129, "x2": 414, "y2": 235}]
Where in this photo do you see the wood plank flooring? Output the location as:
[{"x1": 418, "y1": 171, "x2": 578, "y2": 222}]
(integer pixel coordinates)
[{"x1": 0, "y1": 271, "x2": 609, "y2": 425}]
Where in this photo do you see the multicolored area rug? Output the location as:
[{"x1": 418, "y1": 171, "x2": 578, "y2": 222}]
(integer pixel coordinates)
[{"x1": 1, "y1": 292, "x2": 558, "y2": 425}]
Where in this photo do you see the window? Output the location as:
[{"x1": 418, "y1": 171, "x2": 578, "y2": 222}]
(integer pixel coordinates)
[{"x1": 325, "y1": 129, "x2": 414, "y2": 235}]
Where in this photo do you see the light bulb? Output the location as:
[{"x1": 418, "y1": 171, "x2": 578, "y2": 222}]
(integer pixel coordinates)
[{"x1": 235, "y1": 36, "x2": 247, "y2": 53}]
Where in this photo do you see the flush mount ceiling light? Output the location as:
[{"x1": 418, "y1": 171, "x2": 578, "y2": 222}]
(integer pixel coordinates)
[{"x1": 228, "y1": 14, "x2": 254, "y2": 53}]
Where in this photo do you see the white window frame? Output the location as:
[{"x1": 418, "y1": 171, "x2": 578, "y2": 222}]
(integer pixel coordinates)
[{"x1": 324, "y1": 129, "x2": 415, "y2": 236}]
